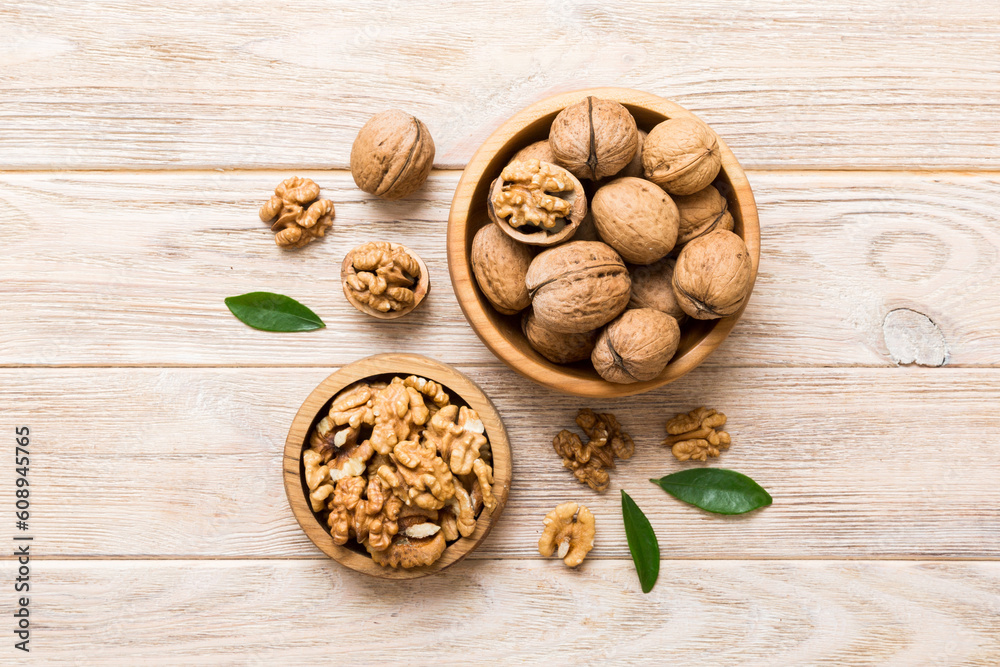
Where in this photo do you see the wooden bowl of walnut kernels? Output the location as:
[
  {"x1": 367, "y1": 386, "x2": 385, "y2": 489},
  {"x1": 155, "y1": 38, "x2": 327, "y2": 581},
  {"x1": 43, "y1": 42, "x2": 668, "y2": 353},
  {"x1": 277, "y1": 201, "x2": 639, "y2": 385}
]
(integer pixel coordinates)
[
  {"x1": 447, "y1": 88, "x2": 761, "y2": 398},
  {"x1": 283, "y1": 354, "x2": 512, "y2": 579}
]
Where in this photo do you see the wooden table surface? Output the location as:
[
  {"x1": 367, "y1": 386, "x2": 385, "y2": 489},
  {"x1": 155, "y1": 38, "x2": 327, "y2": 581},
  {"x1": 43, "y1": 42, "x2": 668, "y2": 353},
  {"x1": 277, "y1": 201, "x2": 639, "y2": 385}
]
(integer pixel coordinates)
[{"x1": 3, "y1": 1, "x2": 999, "y2": 664}]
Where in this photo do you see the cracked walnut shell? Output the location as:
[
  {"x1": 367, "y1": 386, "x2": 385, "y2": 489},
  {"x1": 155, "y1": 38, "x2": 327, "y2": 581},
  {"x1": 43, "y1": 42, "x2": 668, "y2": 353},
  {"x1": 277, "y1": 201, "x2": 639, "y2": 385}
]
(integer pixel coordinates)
[
  {"x1": 350, "y1": 110, "x2": 435, "y2": 200},
  {"x1": 672, "y1": 229, "x2": 752, "y2": 320},
  {"x1": 471, "y1": 223, "x2": 533, "y2": 315},
  {"x1": 538, "y1": 502, "x2": 595, "y2": 568},
  {"x1": 592, "y1": 308, "x2": 681, "y2": 384},
  {"x1": 549, "y1": 96, "x2": 638, "y2": 181},
  {"x1": 525, "y1": 241, "x2": 631, "y2": 334},
  {"x1": 342, "y1": 241, "x2": 430, "y2": 319},
  {"x1": 642, "y1": 117, "x2": 721, "y2": 196},
  {"x1": 591, "y1": 177, "x2": 679, "y2": 265},
  {"x1": 259, "y1": 176, "x2": 335, "y2": 249},
  {"x1": 488, "y1": 159, "x2": 587, "y2": 246},
  {"x1": 663, "y1": 407, "x2": 731, "y2": 461}
]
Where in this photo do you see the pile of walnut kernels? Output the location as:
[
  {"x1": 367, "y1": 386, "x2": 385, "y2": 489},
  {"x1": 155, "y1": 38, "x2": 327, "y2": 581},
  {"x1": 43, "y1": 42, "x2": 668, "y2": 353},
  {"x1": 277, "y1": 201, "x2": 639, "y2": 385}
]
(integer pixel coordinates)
[
  {"x1": 472, "y1": 96, "x2": 754, "y2": 384},
  {"x1": 303, "y1": 375, "x2": 497, "y2": 569}
]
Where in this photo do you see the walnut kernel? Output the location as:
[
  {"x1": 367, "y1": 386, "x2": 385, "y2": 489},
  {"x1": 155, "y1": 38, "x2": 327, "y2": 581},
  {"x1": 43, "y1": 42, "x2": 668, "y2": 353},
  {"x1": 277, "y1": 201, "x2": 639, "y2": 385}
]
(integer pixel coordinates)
[
  {"x1": 663, "y1": 407, "x2": 731, "y2": 461},
  {"x1": 538, "y1": 502, "x2": 595, "y2": 568},
  {"x1": 302, "y1": 374, "x2": 497, "y2": 569},
  {"x1": 553, "y1": 409, "x2": 634, "y2": 492},
  {"x1": 369, "y1": 532, "x2": 447, "y2": 569},
  {"x1": 488, "y1": 159, "x2": 587, "y2": 246},
  {"x1": 342, "y1": 241, "x2": 429, "y2": 318},
  {"x1": 259, "y1": 176, "x2": 335, "y2": 249}
]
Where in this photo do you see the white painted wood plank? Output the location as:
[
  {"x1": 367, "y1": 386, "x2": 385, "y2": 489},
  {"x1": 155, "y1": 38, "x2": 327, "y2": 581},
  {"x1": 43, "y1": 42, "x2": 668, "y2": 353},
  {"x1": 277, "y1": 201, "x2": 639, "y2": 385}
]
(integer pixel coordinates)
[
  {"x1": 1, "y1": 1, "x2": 999, "y2": 170},
  {"x1": 1, "y1": 171, "x2": 998, "y2": 367},
  {"x1": 3, "y1": 367, "x2": 998, "y2": 559},
  {"x1": 3, "y1": 559, "x2": 998, "y2": 664}
]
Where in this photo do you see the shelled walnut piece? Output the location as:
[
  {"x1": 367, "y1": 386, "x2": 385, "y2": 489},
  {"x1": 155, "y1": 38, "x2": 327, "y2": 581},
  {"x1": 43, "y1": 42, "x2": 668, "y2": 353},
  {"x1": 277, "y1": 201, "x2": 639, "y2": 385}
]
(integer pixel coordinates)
[
  {"x1": 488, "y1": 159, "x2": 587, "y2": 245},
  {"x1": 663, "y1": 407, "x2": 731, "y2": 461},
  {"x1": 553, "y1": 408, "x2": 634, "y2": 491},
  {"x1": 538, "y1": 502, "x2": 595, "y2": 567},
  {"x1": 342, "y1": 242, "x2": 429, "y2": 319},
  {"x1": 301, "y1": 375, "x2": 497, "y2": 569},
  {"x1": 259, "y1": 176, "x2": 335, "y2": 249}
]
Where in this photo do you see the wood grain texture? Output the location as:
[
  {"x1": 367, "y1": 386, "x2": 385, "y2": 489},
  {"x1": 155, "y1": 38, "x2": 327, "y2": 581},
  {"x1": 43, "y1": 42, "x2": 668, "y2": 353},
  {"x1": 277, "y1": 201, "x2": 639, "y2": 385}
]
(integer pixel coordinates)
[
  {"x1": 282, "y1": 354, "x2": 512, "y2": 578},
  {"x1": 3, "y1": 559, "x2": 998, "y2": 664},
  {"x1": 3, "y1": 366, "x2": 998, "y2": 559},
  {"x1": 1, "y1": 1, "x2": 999, "y2": 170},
  {"x1": 447, "y1": 88, "x2": 761, "y2": 397},
  {"x1": 1, "y1": 170, "x2": 998, "y2": 367}
]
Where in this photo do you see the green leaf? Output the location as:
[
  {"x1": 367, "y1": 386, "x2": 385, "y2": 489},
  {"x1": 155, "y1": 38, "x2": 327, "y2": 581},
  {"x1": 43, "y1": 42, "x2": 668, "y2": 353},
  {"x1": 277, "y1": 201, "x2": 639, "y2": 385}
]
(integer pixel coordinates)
[
  {"x1": 224, "y1": 292, "x2": 325, "y2": 332},
  {"x1": 621, "y1": 490, "x2": 659, "y2": 594},
  {"x1": 650, "y1": 468, "x2": 772, "y2": 515}
]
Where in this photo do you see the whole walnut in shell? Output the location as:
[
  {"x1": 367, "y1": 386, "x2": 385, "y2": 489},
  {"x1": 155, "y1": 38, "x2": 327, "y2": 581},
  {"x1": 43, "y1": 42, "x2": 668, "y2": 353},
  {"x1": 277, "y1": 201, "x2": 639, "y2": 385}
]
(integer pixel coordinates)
[
  {"x1": 642, "y1": 117, "x2": 721, "y2": 195},
  {"x1": 511, "y1": 140, "x2": 556, "y2": 165},
  {"x1": 591, "y1": 177, "x2": 679, "y2": 265},
  {"x1": 628, "y1": 257, "x2": 685, "y2": 321},
  {"x1": 522, "y1": 310, "x2": 599, "y2": 364},
  {"x1": 525, "y1": 241, "x2": 631, "y2": 334},
  {"x1": 350, "y1": 110, "x2": 435, "y2": 200},
  {"x1": 672, "y1": 229, "x2": 753, "y2": 320},
  {"x1": 592, "y1": 308, "x2": 681, "y2": 384},
  {"x1": 488, "y1": 159, "x2": 587, "y2": 246},
  {"x1": 612, "y1": 130, "x2": 646, "y2": 180},
  {"x1": 673, "y1": 185, "x2": 734, "y2": 246},
  {"x1": 549, "y1": 97, "x2": 638, "y2": 180},
  {"x1": 471, "y1": 224, "x2": 533, "y2": 315}
]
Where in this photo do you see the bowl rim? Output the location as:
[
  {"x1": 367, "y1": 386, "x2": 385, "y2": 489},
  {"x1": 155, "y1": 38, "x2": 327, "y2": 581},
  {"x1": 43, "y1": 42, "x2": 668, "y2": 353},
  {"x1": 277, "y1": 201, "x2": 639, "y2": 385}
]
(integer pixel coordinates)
[
  {"x1": 447, "y1": 87, "x2": 760, "y2": 398},
  {"x1": 282, "y1": 353, "x2": 512, "y2": 579}
]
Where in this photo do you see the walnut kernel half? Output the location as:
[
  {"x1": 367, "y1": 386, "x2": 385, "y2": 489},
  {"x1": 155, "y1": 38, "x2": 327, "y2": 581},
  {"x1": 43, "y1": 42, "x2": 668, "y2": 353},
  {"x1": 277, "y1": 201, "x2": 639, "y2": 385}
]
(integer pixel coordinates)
[{"x1": 259, "y1": 176, "x2": 335, "y2": 249}]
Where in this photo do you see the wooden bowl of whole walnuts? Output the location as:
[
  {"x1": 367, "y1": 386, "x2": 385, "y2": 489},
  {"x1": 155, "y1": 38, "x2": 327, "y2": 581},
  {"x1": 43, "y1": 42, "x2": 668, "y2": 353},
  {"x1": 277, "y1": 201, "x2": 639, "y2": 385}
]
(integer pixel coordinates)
[
  {"x1": 283, "y1": 354, "x2": 511, "y2": 579},
  {"x1": 448, "y1": 88, "x2": 760, "y2": 397}
]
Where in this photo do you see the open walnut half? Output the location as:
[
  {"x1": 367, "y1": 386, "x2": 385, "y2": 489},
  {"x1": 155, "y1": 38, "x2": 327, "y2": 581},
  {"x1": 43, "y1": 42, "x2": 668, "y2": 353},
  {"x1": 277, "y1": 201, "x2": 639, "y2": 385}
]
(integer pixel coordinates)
[
  {"x1": 341, "y1": 242, "x2": 430, "y2": 319},
  {"x1": 487, "y1": 159, "x2": 587, "y2": 246},
  {"x1": 302, "y1": 375, "x2": 498, "y2": 569}
]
